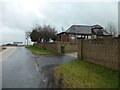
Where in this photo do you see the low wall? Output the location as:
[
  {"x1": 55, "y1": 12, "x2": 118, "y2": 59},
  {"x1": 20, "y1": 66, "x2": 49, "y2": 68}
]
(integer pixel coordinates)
[
  {"x1": 77, "y1": 38, "x2": 119, "y2": 70},
  {"x1": 61, "y1": 42, "x2": 77, "y2": 53},
  {"x1": 36, "y1": 43, "x2": 44, "y2": 48},
  {"x1": 35, "y1": 41, "x2": 77, "y2": 54},
  {"x1": 36, "y1": 42, "x2": 58, "y2": 53}
]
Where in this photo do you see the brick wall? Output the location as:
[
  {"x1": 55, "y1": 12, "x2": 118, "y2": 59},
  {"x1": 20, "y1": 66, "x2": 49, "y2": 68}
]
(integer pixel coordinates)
[
  {"x1": 77, "y1": 38, "x2": 119, "y2": 70},
  {"x1": 36, "y1": 41, "x2": 77, "y2": 54},
  {"x1": 36, "y1": 42, "x2": 58, "y2": 53},
  {"x1": 45, "y1": 42, "x2": 58, "y2": 52},
  {"x1": 61, "y1": 42, "x2": 77, "y2": 53},
  {"x1": 37, "y1": 43, "x2": 44, "y2": 48}
]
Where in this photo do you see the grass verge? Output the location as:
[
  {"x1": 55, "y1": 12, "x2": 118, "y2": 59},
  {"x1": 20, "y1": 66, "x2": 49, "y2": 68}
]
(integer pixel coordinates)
[
  {"x1": 26, "y1": 45, "x2": 56, "y2": 55},
  {"x1": 54, "y1": 60, "x2": 118, "y2": 88}
]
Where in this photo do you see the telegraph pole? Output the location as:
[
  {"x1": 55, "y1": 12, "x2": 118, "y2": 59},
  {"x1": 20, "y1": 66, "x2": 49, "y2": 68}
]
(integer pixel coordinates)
[{"x1": 25, "y1": 31, "x2": 30, "y2": 46}]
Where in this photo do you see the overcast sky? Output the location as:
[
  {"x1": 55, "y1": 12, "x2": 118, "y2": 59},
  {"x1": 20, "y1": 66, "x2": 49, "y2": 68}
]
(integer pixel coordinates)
[{"x1": 0, "y1": 0, "x2": 119, "y2": 45}]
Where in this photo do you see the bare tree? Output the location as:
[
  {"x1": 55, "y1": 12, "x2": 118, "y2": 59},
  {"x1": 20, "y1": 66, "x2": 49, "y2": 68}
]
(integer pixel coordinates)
[
  {"x1": 30, "y1": 24, "x2": 57, "y2": 43},
  {"x1": 106, "y1": 23, "x2": 117, "y2": 37},
  {"x1": 30, "y1": 24, "x2": 57, "y2": 49}
]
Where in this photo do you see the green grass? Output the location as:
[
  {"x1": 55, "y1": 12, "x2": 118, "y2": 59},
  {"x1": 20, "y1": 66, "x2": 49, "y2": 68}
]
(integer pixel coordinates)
[
  {"x1": 26, "y1": 45, "x2": 56, "y2": 55},
  {"x1": 54, "y1": 60, "x2": 118, "y2": 88}
]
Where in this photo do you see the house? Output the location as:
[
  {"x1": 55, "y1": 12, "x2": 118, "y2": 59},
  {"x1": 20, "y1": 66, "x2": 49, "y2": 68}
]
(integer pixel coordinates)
[
  {"x1": 57, "y1": 24, "x2": 111, "y2": 42},
  {"x1": 91, "y1": 24, "x2": 112, "y2": 39},
  {"x1": 57, "y1": 25, "x2": 92, "y2": 42}
]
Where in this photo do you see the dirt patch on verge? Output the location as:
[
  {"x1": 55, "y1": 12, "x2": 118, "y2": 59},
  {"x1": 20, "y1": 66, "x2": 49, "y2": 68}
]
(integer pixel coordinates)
[
  {"x1": 34, "y1": 57, "x2": 63, "y2": 88},
  {"x1": 39, "y1": 69, "x2": 64, "y2": 88}
]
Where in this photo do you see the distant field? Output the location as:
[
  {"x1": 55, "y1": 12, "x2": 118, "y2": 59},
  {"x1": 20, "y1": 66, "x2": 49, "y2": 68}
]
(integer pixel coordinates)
[{"x1": 54, "y1": 60, "x2": 118, "y2": 88}]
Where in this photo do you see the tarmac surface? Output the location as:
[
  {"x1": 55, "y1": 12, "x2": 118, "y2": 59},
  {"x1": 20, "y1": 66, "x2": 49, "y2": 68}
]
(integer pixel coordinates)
[{"x1": 2, "y1": 47, "x2": 77, "y2": 88}]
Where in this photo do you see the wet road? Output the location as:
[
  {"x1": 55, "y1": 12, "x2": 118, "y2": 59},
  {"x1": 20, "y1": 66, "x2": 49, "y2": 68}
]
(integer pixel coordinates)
[
  {"x1": 2, "y1": 47, "x2": 77, "y2": 88},
  {"x1": 2, "y1": 47, "x2": 40, "y2": 88}
]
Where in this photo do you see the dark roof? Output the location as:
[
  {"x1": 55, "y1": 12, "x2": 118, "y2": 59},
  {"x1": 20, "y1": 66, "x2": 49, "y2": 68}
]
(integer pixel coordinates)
[
  {"x1": 58, "y1": 24, "x2": 111, "y2": 36},
  {"x1": 57, "y1": 32, "x2": 91, "y2": 35},
  {"x1": 91, "y1": 24, "x2": 103, "y2": 29},
  {"x1": 66, "y1": 25, "x2": 92, "y2": 34},
  {"x1": 93, "y1": 29, "x2": 103, "y2": 35}
]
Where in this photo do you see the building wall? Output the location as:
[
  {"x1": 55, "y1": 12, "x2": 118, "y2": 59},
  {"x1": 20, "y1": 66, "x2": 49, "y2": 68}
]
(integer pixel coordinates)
[
  {"x1": 77, "y1": 38, "x2": 119, "y2": 70},
  {"x1": 61, "y1": 34, "x2": 68, "y2": 42}
]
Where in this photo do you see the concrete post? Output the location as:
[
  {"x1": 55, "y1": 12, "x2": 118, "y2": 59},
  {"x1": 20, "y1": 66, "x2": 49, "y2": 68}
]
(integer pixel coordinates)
[
  {"x1": 77, "y1": 39, "x2": 83, "y2": 60},
  {"x1": 56, "y1": 41, "x2": 61, "y2": 54}
]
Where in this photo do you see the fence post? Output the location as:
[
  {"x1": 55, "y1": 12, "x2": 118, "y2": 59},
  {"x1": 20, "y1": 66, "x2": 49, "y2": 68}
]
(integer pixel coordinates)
[{"x1": 56, "y1": 41, "x2": 61, "y2": 54}]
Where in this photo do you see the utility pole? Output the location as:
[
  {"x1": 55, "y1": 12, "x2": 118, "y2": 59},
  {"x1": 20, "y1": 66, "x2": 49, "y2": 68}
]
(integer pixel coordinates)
[
  {"x1": 26, "y1": 37, "x2": 28, "y2": 46},
  {"x1": 25, "y1": 31, "x2": 30, "y2": 46}
]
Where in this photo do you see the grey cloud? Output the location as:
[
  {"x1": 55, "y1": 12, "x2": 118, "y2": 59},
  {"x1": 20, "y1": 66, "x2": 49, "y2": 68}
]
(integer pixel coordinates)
[
  {"x1": 0, "y1": 0, "x2": 118, "y2": 44},
  {"x1": 39, "y1": 2, "x2": 118, "y2": 31}
]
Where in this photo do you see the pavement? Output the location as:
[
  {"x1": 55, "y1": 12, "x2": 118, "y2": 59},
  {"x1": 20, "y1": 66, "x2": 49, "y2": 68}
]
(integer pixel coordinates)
[
  {"x1": 2, "y1": 47, "x2": 77, "y2": 88},
  {"x1": 0, "y1": 46, "x2": 17, "y2": 61}
]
